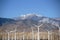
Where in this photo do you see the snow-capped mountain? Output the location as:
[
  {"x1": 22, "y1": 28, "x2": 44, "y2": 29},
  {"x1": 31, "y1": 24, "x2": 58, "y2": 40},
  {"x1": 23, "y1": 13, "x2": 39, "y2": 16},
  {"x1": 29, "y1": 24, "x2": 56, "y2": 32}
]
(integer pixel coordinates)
[
  {"x1": 0, "y1": 14, "x2": 60, "y2": 32},
  {"x1": 15, "y1": 14, "x2": 60, "y2": 27},
  {"x1": 14, "y1": 14, "x2": 43, "y2": 21},
  {"x1": 20, "y1": 14, "x2": 43, "y2": 20}
]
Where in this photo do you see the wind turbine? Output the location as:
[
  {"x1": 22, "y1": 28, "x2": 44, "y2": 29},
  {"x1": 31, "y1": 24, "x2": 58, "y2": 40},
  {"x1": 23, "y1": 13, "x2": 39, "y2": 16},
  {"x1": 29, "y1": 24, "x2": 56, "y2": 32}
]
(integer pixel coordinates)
[
  {"x1": 45, "y1": 24, "x2": 52, "y2": 40},
  {"x1": 33, "y1": 24, "x2": 43, "y2": 40},
  {"x1": 57, "y1": 26, "x2": 60, "y2": 40},
  {"x1": 5, "y1": 30, "x2": 14, "y2": 40},
  {"x1": 38, "y1": 23, "x2": 52, "y2": 40},
  {"x1": 6, "y1": 27, "x2": 17, "y2": 40},
  {"x1": 14, "y1": 27, "x2": 17, "y2": 40},
  {"x1": 13, "y1": 25, "x2": 19, "y2": 40},
  {"x1": 22, "y1": 29, "x2": 25, "y2": 40},
  {"x1": 45, "y1": 23, "x2": 60, "y2": 40},
  {"x1": 39, "y1": 20, "x2": 60, "y2": 40},
  {"x1": 45, "y1": 29, "x2": 51, "y2": 40},
  {"x1": 55, "y1": 24, "x2": 60, "y2": 40},
  {"x1": 31, "y1": 27, "x2": 34, "y2": 40},
  {"x1": 51, "y1": 23, "x2": 60, "y2": 40},
  {"x1": 6, "y1": 31, "x2": 10, "y2": 40}
]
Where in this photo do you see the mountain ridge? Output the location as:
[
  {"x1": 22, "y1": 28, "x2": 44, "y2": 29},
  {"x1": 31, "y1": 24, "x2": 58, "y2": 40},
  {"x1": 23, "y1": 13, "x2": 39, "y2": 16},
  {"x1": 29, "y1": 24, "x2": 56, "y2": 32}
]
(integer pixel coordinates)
[{"x1": 0, "y1": 14, "x2": 60, "y2": 32}]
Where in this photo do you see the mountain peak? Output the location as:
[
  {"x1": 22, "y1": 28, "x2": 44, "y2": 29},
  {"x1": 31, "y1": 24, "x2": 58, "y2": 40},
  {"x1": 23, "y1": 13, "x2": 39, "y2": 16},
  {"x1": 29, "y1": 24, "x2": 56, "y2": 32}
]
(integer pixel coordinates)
[
  {"x1": 0, "y1": 14, "x2": 60, "y2": 32},
  {"x1": 20, "y1": 14, "x2": 43, "y2": 20},
  {"x1": 21, "y1": 14, "x2": 42, "y2": 17}
]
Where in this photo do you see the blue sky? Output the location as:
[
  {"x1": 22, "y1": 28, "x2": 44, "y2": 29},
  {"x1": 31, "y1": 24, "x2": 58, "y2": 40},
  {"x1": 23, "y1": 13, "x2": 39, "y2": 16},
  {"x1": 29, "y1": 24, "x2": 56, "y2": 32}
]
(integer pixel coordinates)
[{"x1": 0, "y1": 0, "x2": 60, "y2": 18}]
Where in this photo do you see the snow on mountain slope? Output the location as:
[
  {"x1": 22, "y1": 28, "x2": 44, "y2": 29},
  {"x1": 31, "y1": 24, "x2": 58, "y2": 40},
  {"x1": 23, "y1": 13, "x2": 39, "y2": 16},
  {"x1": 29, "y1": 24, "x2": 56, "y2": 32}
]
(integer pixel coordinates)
[
  {"x1": 15, "y1": 14, "x2": 60, "y2": 26},
  {"x1": 0, "y1": 14, "x2": 60, "y2": 32},
  {"x1": 14, "y1": 14, "x2": 43, "y2": 20},
  {"x1": 20, "y1": 14, "x2": 43, "y2": 19}
]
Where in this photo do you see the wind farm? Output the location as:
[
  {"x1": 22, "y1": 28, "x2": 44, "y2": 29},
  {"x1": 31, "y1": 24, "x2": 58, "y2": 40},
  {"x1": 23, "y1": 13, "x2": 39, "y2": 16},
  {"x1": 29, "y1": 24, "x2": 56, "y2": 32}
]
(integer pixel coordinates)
[
  {"x1": 0, "y1": 14, "x2": 60, "y2": 40},
  {"x1": 0, "y1": 0, "x2": 60, "y2": 40}
]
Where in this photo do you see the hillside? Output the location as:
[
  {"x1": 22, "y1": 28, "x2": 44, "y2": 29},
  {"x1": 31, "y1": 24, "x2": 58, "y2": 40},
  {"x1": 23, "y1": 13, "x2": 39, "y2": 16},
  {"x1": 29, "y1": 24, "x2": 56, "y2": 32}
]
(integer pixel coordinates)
[{"x1": 0, "y1": 14, "x2": 60, "y2": 32}]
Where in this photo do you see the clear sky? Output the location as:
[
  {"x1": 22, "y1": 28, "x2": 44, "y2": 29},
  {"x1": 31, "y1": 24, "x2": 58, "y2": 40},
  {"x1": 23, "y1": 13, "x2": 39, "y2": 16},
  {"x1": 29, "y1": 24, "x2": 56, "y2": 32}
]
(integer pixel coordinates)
[{"x1": 0, "y1": 0, "x2": 60, "y2": 18}]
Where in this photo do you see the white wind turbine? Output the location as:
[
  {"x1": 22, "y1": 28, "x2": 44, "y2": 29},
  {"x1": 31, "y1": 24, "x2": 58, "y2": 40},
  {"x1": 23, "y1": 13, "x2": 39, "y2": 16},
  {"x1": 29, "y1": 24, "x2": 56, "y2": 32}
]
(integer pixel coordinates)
[
  {"x1": 6, "y1": 27, "x2": 17, "y2": 40},
  {"x1": 59, "y1": 27, "x2": 60, "y2": 40},
  {"x1": 13, "y1": 25, "x2": 19, "y2": 40},
  {"x1": 22, "y1": 29, "x2": 25, "y2": 40},
  {"x1": 45, "y1": 24, "x2": 53, "y2": 40},
  {"x1": 5, "y1": 30, "x2": 10, "y2": 40},
  {"x1": 14, "y1": 27, "x2": 17, "y2": 40},
  {"x1": 31, "y1": 27, "x2": 34, "y2": 40},
  {"x1": 44, "y1": 29, "x2": 51, "y2": 40},
  {"x1": 39, "y1": 20, "x2": 60, "y2": 40},
  {"x1": 51, "y1": 24, "x2": 60, "y2": 40},
  {"x1": 5, "y1": 30, "x2": 15, "y2": 40},
  {"x1": 44, "y1": 24, "x2": 60, "y2": 40},
  {"x1": 38, "y1": 21, "x2": 51, "y2": 40},
  {"x1": 33, "y1": 24, "x2": 43, "y2": 40},
  {"x1": 55, "y1": 24, "x2": 60, "y2": 40}
]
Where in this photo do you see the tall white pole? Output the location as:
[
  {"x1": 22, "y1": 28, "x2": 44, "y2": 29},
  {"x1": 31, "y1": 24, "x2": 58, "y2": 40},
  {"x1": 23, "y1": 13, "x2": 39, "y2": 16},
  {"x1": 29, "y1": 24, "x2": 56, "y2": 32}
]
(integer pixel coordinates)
[
  {"x1": 23, "y1": 29, "x2": 25, "y2": 40},
  {"x1": 51, "y1": 24, "x2": 60, "y2": 40},
  {"x1": 23, "y1": 34, "x2": 24, "y2": 40},
  {"x1": 34, "y1": 24, "x2": 43, "y2": 40},
  {"x1": 38, "y1": 27, "x2": 40, "y2": 40},
  {"x1": 15, "y1": 32, "x2": 16, "y2": 40},
  {"x1": 37, "y1": 24, "x2": 43, "y2": 40},
  {"x1": 31, "y1": 27, "x2": 34, "y2": 40},
  {"x1": 8, "y1": 32, "x2": 10, "y2": 40},
  {"x1": 59, "y1": 27, "x2": 60, "y2": 40},
  {"x1": 46, "y1": 24, "x2": 52, "y2": 40},
  {"x1": 5, "y1": 30, "x2": 11, "y2": 40},
  {"x1": 15, "y1": 29, "x2": 16, "y2": 40},
  {"x1": 48, "y1": 31, "x2": 50, "y2": 40}
]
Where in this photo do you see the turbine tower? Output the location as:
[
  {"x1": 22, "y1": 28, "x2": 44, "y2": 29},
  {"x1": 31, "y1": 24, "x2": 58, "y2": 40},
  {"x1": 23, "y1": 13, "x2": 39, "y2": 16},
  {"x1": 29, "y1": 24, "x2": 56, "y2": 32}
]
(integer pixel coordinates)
[
  {"x1": 51, "y1": 23, "x2": 60, "y2": 40},
  {"x1": 5, "y1": 30, "x2": 14, "y2": 40},
  {"x1": 31, "y1": 27, "x2": 34, "y2": 40},
  {"x1": 57, "y1": 25, "x2": 60, "y2": 40},
  {"x1": 33, "y1": 24, "x2": 43, "y2": 40},
  {"x1": 46, "y1": 30, "x2": 51, "y2": 40},
  {"x1": 22, "y1": 29, "x2": 25, "y2": 40},
  {"x1": 46, "y1": 24, "x2": 52, "y2": 40},
  {"x1": 7, "y1": 32, "x2": 9, "y2": 40},
  {"x1": 13, "y1": 25, "x2": 19, "y2": 40},
  {"x1": 14, "y1": 28, "x2": 17, "y2": 40}
]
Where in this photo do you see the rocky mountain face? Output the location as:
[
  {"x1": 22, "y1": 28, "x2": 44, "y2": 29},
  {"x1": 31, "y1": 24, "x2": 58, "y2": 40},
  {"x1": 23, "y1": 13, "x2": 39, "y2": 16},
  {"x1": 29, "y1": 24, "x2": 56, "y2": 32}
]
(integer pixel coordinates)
[{"x1": 0, "y1": 14, "x2": 60, "y2": 32}]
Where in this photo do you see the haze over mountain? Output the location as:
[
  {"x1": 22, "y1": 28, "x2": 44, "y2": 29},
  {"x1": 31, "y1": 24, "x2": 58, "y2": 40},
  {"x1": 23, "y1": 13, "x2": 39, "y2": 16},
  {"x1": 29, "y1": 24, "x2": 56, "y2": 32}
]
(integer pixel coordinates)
[{"x1": 0, "y1": 14, "x2": 60, "y2": 32}]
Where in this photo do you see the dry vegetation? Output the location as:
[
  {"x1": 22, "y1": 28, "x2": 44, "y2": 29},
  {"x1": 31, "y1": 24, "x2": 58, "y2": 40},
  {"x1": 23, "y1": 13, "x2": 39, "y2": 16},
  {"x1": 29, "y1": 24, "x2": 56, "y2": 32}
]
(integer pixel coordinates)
[{"x1": 0, "y1": 31, "x2": 60, "y2": 40}]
